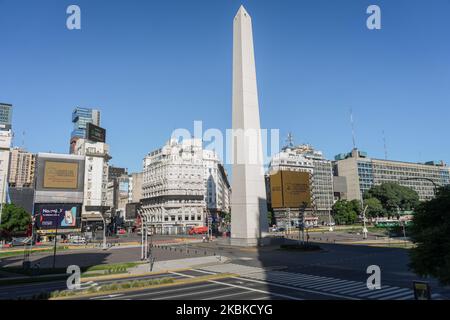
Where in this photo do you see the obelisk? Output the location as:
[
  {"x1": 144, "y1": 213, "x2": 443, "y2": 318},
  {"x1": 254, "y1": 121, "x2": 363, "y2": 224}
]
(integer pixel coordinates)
[{"x1": 230, "y1": 5, "x2": 269, "y2": 246}]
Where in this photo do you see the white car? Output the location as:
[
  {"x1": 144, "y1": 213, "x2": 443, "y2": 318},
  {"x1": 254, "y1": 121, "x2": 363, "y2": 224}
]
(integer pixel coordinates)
[{"x1": 69, "y1": 235, "x2": 87, "y2": 244}]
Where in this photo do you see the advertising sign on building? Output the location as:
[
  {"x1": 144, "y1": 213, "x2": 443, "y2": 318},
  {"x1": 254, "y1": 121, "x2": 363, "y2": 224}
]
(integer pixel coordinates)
[
  {"x1": 86, "y1": 123, "x2": 106, "y2": 143},
  {"x1": 270, "y1": 170, "x2": 311, "y2": 208},
  {"x1": 35, "y1": 153, "x2": 85, "y2": 204},
  {"x1": 34, "y1": 203, "x2": 82, "y2": 229},
  {"x1": 43, "y1": 161, "x2": 79, "y2": 189}
]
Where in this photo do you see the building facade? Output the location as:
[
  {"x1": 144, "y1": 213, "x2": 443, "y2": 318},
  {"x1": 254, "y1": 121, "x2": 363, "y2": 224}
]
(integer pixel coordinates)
[
  {"x1": 73, "y1": 138, "x2": 110, "y2": 222},
  {"x1": 0, "y1": 103, "x2": 13, "y2": 204},
  {"x1": 129, "y1": 172, "x2": 143, "y2": 203},
  {"x1": 203, "y1": 150, "x2": 231, "y2": 216},
  {"x1": 141, "y1": 139, "x2": 206, "y2": 235},
  {"x1": 141, "y1": 139, "x2": 230, "y2": 235},
  {"x1": 334, "y1": 148, "x2": 450, "y2": 202},
  {"x1": 8, "y1": 147, "x2": 36, "y2": 188},
  {"x1": 268, "y1": 144, "x2": 334, "y2": 215}
]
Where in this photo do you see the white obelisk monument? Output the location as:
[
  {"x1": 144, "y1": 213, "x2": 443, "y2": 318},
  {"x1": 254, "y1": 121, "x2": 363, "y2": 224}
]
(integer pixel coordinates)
[{"x1": 230, "y1": 5, "x2": 269, "y2": 246}]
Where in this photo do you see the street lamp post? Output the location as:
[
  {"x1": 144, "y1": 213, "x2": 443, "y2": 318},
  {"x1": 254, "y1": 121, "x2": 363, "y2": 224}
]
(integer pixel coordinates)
[
  {"x1": 362, "y1": 205, "x2": 368, "y2": 240},
  {"x1": 399, "y1": 177, "x2": 439, "y2": 196}
]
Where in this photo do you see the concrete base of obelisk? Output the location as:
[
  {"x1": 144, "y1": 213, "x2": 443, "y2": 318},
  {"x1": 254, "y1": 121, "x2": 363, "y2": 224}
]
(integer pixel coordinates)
[{"x1": 218, "y1": 233, "x2": 282, "y2": 247}]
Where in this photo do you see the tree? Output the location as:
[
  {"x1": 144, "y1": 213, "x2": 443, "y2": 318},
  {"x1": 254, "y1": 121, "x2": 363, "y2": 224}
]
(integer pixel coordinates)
[
  {"x1": 0, "y1": 204, "x2": 31, "y2": 240},
  {"x1": 332, "y1": 200, "x2": 361, "y2": 225},
  {"x1": 364, "y1": 197, "x2": 385, "y2": 218},
  {"x1": 409, "y1": 186, "x2": 450, "y2": 285},
  {"x1": 267, "y1": 211, "x2": 275, "y2": 227},
  {"x1": 364, "y1": 183, "x2": 419, "y2": 217}
]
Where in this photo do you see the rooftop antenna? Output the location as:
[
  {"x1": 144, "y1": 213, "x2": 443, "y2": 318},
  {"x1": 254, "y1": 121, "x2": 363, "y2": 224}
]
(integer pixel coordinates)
[
  {"x1": 350, "y1": 108, "x2": 356, "y2": 150},
  {"x1": 22, "y1": 130, "x2": 25, "y2": 149},
  {"x1": 286, "y1": 132, "x2": 294, "y2": 148},
  {"x1": 382, "y1": 130, "x2": 388, "y2": 160}
]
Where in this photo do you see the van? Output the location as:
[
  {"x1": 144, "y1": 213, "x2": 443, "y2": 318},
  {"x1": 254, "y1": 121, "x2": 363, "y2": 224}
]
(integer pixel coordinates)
[{"x1": 188, "y1": 226, "x2": 209, "y2": 235}]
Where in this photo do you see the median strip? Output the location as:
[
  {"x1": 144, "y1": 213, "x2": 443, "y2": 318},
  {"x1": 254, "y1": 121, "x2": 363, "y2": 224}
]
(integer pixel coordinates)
[{"x1": 51, "y1": 273, "x2": 236, "y2": 300}]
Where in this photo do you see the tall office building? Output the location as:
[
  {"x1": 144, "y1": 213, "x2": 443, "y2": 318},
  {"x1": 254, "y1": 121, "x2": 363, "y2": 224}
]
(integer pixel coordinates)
[
  {"x1": 0, "y1": 103, "x2": 12, "y2": 131},
  {"x1": 70, "y1": 107, "x2": 100, "y2": 154},
  {"x1": 334, "y1": 148, "x2": 450, "y2": 202},
  {"x1": 8, "y1": 147, "x2": 36, "y2": 188}
]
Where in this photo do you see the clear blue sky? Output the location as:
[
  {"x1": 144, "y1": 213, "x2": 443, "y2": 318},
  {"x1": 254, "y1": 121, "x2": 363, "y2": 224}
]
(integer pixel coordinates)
[{"x1": 1, "y1": 0, "x2": 449, "y2": 174}]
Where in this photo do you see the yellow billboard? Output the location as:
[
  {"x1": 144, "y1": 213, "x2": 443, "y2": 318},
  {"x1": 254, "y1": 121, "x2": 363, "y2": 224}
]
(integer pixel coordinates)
[
  {"x1": 270, "y1": 171, "x2": 311, "y2": 208},
  {"x1": 43, "y1": 161, "x2": 79, "y2": 189}
]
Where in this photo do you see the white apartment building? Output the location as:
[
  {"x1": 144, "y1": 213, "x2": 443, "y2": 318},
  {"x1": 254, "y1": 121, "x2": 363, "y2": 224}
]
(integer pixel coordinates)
[
  {"x1": 142, "y1": 138, "x2": 205, "y2": 235},
  {"x1": 141, "y1": 139, "x2": 231, "y2": 235},
  {"x1": 73, "y1": 138, "x2": 110, "y2": 222},
  {"x1": 203, "y1": 150, "x2": 231, "y2": 215}
]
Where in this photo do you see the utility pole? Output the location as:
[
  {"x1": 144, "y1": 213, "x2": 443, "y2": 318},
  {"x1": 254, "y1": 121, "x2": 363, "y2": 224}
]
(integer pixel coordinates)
[
  {"x1": 52, "y1": 219, "x2": 59, "y2": 269},
  {"x1": 362, "y1": 205, "x2": 368, "y2": 240},
  {"x1": 138, "y1": 211, "x2": 145, "y2": 260}
]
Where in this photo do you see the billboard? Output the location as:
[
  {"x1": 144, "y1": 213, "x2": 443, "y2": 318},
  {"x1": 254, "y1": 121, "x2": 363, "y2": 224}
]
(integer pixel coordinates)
[
  {"x1": 43, "y1": 161, "x2": 79, "y2": 189},
  {"x1": 34, "y1": 203, "x2": 82, "y2": 230},
  {"x1": 270, "y1": 170, "x2": 311, "y2": 208},
  {"x1": 86, "y1": 122, "x2": 106, "y2": 143},
  {"x1": 35, "y1": 153, "x2": 85, "y2": 204}
]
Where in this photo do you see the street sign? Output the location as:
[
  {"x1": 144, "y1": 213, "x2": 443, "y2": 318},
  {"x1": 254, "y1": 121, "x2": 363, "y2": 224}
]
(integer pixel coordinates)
[{"x1": 413, "y1": 281, "x2": 431, "y2": 300}]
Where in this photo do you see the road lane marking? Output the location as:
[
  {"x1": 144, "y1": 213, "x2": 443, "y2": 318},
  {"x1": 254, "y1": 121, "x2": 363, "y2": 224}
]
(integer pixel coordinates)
[
  {"x1": 152, "y1": 286, "x2": 236, "y2": 300},
  {"x1": 104, "y1": 282, "x2": 219, "y2": 300},
  {"x1": 208, "y1": 279, "x2": 303, "y2": 300},
  {"x1": 204, "y1": 290, "x2": 261, "y2": 300}
]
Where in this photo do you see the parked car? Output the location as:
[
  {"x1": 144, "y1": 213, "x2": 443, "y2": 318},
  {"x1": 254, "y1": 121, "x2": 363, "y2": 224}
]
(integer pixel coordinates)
[
  {"x1": 9, "y1": 237, "x2": 32, "y2": 247},
  {"x1": 188, "y1": 226, "x2": 209, "y2": 235},
  {"x1": 69, "y1": 235, "x2": 87, "y2": 244}
]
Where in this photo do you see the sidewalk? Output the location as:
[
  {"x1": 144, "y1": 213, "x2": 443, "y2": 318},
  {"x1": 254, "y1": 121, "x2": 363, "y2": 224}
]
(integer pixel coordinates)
[{"x1": 129, "y1": 255, "x2": 229, "y2": 274}]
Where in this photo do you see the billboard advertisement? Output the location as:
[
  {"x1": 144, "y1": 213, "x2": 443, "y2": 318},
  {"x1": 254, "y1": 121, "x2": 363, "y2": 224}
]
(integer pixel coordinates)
[
  {"x1": 43, "y1": 161, "x2": 79, "y2": 189},
  {"x1": 270, "y1": 170, "x2": 311, "y2": 208},
  {"x1": 86, "y1": 122, "x2": 106, "y2": 143},
  {"x1": 34, "y1": 203, "x2": 82, "y2": 230},
  {"x1": 35, "y1": 153, "x2": 85, "y2": 204}
]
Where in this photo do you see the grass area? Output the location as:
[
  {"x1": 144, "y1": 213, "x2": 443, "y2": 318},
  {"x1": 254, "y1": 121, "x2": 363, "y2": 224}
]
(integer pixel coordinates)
[
  {"x1": 85, "y1": 262, "x2": 142, "y2": 272},
  {"x1": 0, "y1": 261, "x2": 145, "y2": 286},
  {"x1": 0, "y1": 246, "x2": 69, "y2": 259},
  {"x1": 47, "y1": 273, "x2": 235, "y2": 300},
  {"x1": 46, "y1": 277, "x2": 175, "y2": 299}
]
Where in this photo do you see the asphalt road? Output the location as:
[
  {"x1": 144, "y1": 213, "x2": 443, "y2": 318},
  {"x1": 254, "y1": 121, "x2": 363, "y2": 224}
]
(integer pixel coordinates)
[
  {"x1": 1, "y1": 234, "x2": 449, "y2": 300},
  {"x1": 79, "y1": 270, "x2": 332, "y2": 300}
]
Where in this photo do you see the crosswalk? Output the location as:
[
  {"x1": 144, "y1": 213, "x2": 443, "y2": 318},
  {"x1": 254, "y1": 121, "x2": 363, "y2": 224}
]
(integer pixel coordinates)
[{"x1": 197, "y1": 263, "x2": 443, "y2": 300}]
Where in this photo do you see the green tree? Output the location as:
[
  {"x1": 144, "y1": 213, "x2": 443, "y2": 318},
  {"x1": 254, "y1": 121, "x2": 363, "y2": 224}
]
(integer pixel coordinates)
[
  {"x1": 409, "y1": 186, "x2": 450, "y2": 285},
  {"x1": 364, "y1": 183, "x2": 419, "y2": 217},
  {"x1": 364, "y1": 197, "x2": 385, "y2": 218},
  {"x1": 0, "y1": 204, "x2": 31, "y2": 240},
  {"x1": 267, "y1": 211, "x2": 275, "y2": 227},
  {"x1": 332, "y1": 200, "x2": 360, "y2": 225}
]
